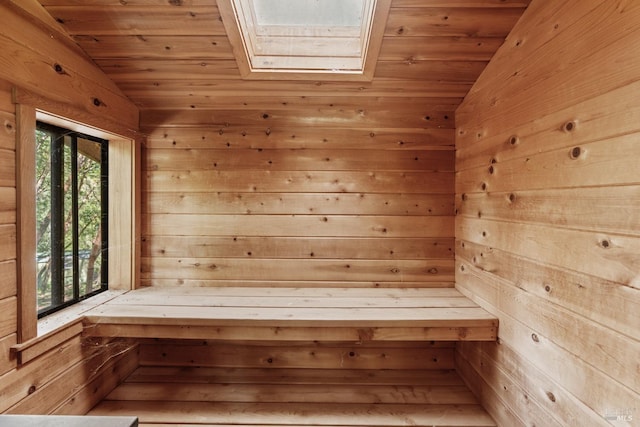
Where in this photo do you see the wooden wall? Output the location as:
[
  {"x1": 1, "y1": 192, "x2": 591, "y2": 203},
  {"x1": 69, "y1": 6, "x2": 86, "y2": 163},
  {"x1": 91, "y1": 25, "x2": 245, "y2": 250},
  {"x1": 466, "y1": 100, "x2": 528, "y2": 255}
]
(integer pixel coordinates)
[
  {"x1": 90, "y1": 339, "x2": 483, "y2": 424},
  {"x1": 455, "y1": 0, "x2": 640, "y2": 425},
  {"x1": 140, "y1": 100, "x2": 456, "y2": 288},
  {"x1": 0, "y1": 0, "x2": 139, "y2": 414}
]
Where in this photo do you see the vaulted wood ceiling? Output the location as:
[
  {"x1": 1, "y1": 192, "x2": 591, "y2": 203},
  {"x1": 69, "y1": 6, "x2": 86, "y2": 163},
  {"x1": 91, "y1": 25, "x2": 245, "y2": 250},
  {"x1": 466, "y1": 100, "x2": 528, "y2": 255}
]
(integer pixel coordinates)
[{"x1": 36, "y1": 0, "x2": 530, "y2": 135}]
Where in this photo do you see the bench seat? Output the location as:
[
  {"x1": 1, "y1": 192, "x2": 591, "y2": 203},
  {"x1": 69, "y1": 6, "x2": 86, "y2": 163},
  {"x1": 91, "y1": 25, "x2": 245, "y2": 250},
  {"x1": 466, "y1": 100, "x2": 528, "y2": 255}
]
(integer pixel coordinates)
[{"x1": 82, "y1": 286, "x2": 497, "y2": 341}]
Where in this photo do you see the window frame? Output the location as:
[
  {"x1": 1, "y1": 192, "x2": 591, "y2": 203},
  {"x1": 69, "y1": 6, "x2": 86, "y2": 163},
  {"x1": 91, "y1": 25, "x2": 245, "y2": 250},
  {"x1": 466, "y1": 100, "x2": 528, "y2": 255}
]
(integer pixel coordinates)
[
  {"x1": 34, "y1": 121, "x2": 110, "y2": 318},
  {"x1": 16, "y1": 100, "x2": 140, "y2": 344},
  {"x1": 217, "y1": 0, "x2": 392, "y2": 81}
]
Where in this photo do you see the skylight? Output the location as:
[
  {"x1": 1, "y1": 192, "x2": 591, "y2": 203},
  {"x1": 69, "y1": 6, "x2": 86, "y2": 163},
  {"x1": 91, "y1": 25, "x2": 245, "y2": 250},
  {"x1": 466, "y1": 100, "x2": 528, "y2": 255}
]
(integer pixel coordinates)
[{"x1": 218, "y1": 0, "x2": 391, "y2": 80}]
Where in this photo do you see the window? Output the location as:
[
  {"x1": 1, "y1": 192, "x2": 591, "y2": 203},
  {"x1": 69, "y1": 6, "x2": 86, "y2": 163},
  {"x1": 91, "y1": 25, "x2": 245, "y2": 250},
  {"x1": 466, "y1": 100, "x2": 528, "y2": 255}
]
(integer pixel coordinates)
[
  {"x1": 15, "y1": 98, "x2": 138, "y2": 345},
  {"x1": 35, "y1": 122, "x2": 109, "y2": 317},
  {"x1": 218, "y1": 0, "x2": 391, "y2": 80}
]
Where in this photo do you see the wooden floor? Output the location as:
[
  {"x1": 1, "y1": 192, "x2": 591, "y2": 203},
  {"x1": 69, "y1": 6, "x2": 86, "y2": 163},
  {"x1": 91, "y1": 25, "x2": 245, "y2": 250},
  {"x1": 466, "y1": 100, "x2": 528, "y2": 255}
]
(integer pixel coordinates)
[{"x1": 88, "y1": 366, "x2": 496, "y2": 426}]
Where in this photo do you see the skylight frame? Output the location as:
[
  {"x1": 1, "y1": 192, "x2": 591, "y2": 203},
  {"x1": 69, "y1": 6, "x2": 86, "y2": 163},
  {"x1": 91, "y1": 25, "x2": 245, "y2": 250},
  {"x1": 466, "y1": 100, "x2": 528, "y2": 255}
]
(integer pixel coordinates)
[{"x1": 218, "y1": 0, "x2": 392, "y2": 81}]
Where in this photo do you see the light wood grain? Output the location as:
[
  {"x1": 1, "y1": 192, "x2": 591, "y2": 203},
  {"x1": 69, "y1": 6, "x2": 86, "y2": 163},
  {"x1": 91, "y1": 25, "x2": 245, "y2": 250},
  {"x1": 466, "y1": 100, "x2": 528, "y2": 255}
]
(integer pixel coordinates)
[
  {"x1": 142, "y1": 236, "x2": 454, "y2": 259},
  {"x1": 144, "y1": 170, "x2": 454, "y2": 194},
  {"x1": 89, "y1": 400, "x2": 496, "y2": 426},
  {"x1": 144, "y1": 126, "x2": 455, "y2": 150},
  {"x1": 455, "y1": 1, "x2": 640, "y2": 424},
  {"x1": 15, "y1": 104, "x2": 37, "y2": 342},
  {"x1": 81, "y1": 286, "x2": 497, "y2": 341}
]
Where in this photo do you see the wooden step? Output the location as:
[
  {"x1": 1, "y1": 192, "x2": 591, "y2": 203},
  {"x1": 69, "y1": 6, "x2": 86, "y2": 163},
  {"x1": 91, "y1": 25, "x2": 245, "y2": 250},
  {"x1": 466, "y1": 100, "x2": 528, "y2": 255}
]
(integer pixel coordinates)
[
  {"x1": 87, "y1": 367, "x2": 497, "y2": 427},
  {"x1": 81, "y1": 286, "x2": 497, "y2": 341}
]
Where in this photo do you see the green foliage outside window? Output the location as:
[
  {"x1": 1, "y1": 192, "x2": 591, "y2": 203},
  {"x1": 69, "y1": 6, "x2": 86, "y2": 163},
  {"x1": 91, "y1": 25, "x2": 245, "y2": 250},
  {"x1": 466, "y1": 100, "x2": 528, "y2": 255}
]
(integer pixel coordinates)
[{"x1": 35, "y1": 125, "x2": 107, "y2": 315}]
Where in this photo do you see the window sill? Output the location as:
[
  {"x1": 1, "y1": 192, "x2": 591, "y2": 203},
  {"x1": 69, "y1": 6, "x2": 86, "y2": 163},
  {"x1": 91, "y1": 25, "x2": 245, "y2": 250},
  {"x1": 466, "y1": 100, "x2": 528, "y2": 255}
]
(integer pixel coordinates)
[{"x1": 10, "y1": 290, "x2": 126, "y2": 365}]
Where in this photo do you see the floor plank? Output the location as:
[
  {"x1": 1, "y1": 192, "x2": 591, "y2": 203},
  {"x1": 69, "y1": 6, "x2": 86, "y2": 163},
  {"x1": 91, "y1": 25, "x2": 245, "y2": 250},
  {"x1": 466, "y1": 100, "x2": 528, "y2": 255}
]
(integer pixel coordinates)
[
  {"x1": 90, "y1": 367, "x2": 496, "y2": 427},
  {"x1": 90, "y1": 401, "x2": 495, "y2": 426}
]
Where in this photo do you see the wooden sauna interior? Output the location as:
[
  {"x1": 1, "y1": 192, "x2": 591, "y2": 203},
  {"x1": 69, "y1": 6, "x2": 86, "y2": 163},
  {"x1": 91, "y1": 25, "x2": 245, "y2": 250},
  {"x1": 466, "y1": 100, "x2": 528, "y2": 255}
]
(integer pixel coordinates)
[{"x1": 0, "y1": 0, "x2": 639, "y2": 425}]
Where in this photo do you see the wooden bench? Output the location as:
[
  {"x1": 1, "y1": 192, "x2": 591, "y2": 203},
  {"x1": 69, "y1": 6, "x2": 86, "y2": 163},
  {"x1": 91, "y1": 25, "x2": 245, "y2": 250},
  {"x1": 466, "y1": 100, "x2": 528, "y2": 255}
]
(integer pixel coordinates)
[
  {"x1": 81, "y1": 286, "x2": 497, "y2": 342},
  {"x1": 83, "y1": 286, "x2": 499, "y2": 426}
]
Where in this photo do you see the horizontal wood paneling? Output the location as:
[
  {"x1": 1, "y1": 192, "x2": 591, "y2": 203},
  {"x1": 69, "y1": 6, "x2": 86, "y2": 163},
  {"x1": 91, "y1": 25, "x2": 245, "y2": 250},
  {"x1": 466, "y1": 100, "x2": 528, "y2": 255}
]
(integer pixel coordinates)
[
  {"x1": 144, "y1": 126, "x2": 456, "y2": 149},
  {"x1": 145, "y1": 214, "x2": 453, "y2": 238},
  {"x1": 142, "y1": 236, "x2": 454, "y2": 259},
  {"x1": 385, "y1": 8, "x2": 525, "y2": 37},
  {"x1": 125, "y1": 365, "x2": 466, "y2": 385},
  {"x1": 0, "y1": 1, "x2": 140, "y2": 415},
  {"x1": 141, "y1": 258, "x2": 454, "y2": 283},
  {"x1": 140, "y1": 96, "x2": 456, "y2": 287},
  {"x1": 140, "y1": 340, "x2": 455, "y2": 370},
  {"x1": 92, "y1": 339, "x2": 495, "y2": 426},
  {"x1": 99, "y1": 59, "x2": 486, "y2": 86},
  {"x1": 457, "y1": 186, "x2": 640, "y2": 236},
  {"x1": 144, "y1": 193, "x2": 454, "y2": 216},
  {"x1": 140, "y1": 279, "x2": 454, "y2": 289},
  {"x1": 6, "y1": 339, "x2": 138, "y2": 415},
  {"x1": 52, "y1": 342, "x2": 139, "y2": 415},
  {"x1": 456, "y1": 342, "x2": 611, "y2": 427},
  {"x1": 123, "y1": 79, "x2": 474, "y2": 99},
  {"x1": 44, "y1": 5, "x2": 225, "y2": 36},
  {"x1": 458, "y1": 1, "x2": 640, "y2": 144},
  {"x1": 107, "y1": 382, "x2": 478, "y2": 405},
  {"x1": 458, "y1": 240, "x2": 640, "y2": 342},
  {"x1": 379, "y1": 37, "x2": 504, "y2": 61},
  {"x1": 0, "y1": 297, "x2": 18, "y2": 339},
  {"x1": 458, "y1": 258, "x2": 640, "y2": 394},
  {"x1": 455, "y1": 0, "x2": 640, "y2": 425},
  {"x1": 0, "y1": 188, "x2": 17, "y2": 224},
  {"x1": 145, "y1": 148, "x2": 454, "y2": 172},
  {"x1": 142, "y1": 108, "x2": 456, "y2": 130},
  {"x1": 0, "y1": 3, "x2": 138, "y2": 129},
  {"x1": 0, "y1": 225, "x2": 17, "y2": 262},
  {"x1": 0, "y1": 150, "x2": 16, "y2": 187},
  {"x1": 0, "y1": 261, "x2": 17, "y2": 301},
  {"x1": 145, "y1": 170, "x2": 454, "y2": 194},
  {"x1": 0, "y1": 334, "x2": 17, "y2": 377}
]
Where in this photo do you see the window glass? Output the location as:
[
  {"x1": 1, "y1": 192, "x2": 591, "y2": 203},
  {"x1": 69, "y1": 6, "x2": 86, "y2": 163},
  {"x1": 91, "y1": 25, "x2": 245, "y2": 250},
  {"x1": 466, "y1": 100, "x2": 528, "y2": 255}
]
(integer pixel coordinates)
[{"x1": 35, "y1": 122, "x2": 108, "y2": 317}]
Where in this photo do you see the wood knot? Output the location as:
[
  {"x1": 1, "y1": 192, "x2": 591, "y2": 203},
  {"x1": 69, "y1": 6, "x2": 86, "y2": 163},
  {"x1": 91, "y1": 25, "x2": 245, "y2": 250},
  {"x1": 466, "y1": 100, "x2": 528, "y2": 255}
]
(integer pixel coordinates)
[
  {"x1": 546, "y1": 392, "x2": 556, "y2": 403},
  {"x1": 531, "y1": 333, "x2": 540, "y2": 343},
  {"x1": 427, "y1": 268, "x2": 438, "y2": 274},
  {"x1": 563, "y1": 120, "x2": 577, "y2": 132},
  {"x1": 53, "y1": 63, "x2": 65, "y2": 74},
  {"x1": 508, "y1": 135, "x2": 519, "y2": 146},
  {"x1": 569, "y1": 146, "x2": 582, "y2": 159},
  {"x1": 92, "y1": 98, "x2": 103, "y2": 107},
  {"x1": 508, "y1": 193, "x2": 516, "y2": 203}
]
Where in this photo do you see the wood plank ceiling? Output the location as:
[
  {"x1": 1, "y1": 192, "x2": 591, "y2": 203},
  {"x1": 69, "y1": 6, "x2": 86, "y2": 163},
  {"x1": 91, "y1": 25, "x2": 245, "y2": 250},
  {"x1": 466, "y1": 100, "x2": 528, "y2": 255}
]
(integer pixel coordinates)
[{"x1": 37, "y1": 0, "x2": 530, "y2": 119}]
